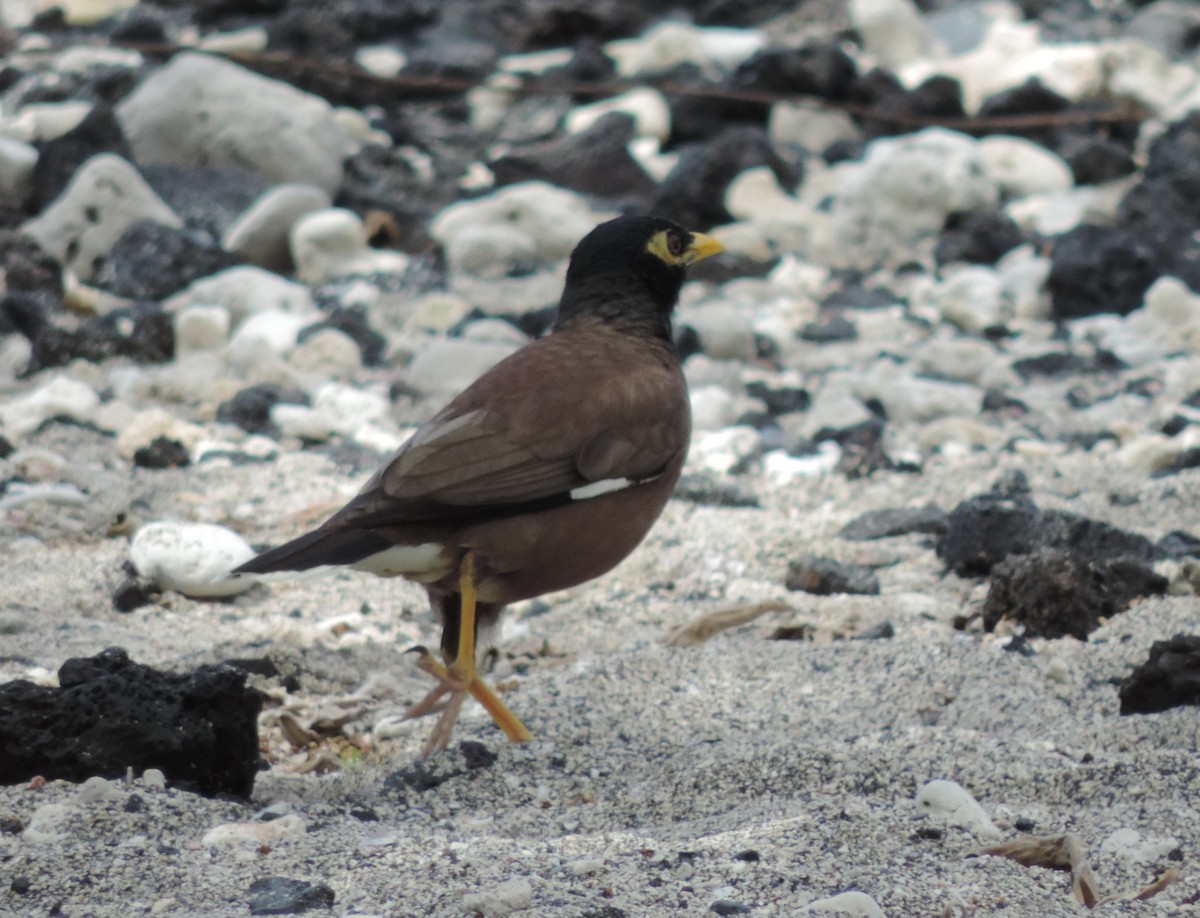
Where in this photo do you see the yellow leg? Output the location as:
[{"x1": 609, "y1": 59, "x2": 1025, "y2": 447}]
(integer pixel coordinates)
[{"x1": 405, "y1": 552, "x2": 533, "y2": 757}]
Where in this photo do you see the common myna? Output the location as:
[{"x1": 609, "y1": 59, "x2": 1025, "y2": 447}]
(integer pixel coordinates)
[{"x1": 233, "y1": 215, "x2": 723, "y2": 756}]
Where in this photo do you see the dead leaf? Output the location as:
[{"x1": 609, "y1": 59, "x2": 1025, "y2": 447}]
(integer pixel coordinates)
[{"x1": 662, "y1": 601, "x2": 792, "y2": 647}]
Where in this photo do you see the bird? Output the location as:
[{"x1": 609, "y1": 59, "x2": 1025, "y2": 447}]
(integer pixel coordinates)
[{"x1": 233, "y1": 215, "x2": 724, "y2": 756}]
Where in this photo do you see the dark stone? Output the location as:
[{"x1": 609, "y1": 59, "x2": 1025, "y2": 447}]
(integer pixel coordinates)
[
  {"x1": 937, "y1": 485, "x2": 1159, "y2": 577},
  {"x1": 821, "y1": 279, "x2": 898, "y2": 310},
  {"x1": 11, "y1": 876, "x2": 31, "y2": 895},
  {"x1": 1059, "y1": 132, "x2": 1136, "y2": 185},
  {"x1": 247, "y1": 877, "x2": 335, "y2": 915},
  {"x1": 1119, "y1": 635, "x2": 1200, "y2": 714},
  {"x1": 710, "y1": 901, "x2": 753, "y2": 916},
  {"x1": 714, "y1": 42, "x2": 857, "y2": 137},
  {"x1": 299, "y1": 307, "x2": 387, "y2": 367},
  {"x1": 849, "y1": 69, "x2": 965, "y2": 139},
  {"x1": 1113, "y1": 112, "x2": 1200, "y2": 292},
  {"x1": 981, "y1": 388, "x2": 1028, "y2": 414},
  {"x1": 110, "y1": 12, "x2": 169, "y2": 44},
  {"x1": 217, "y1": 384, "x2": 311, "y2": 436},
  {"x1": 141, "y1": 164, "x2": 267, "y2": 239},
  {"x1": 1158, "y1": 530, "x2": 1200, "y2": 559},
  {"x1": 800, "y1": 314, "x2": 857, "y2": 343},
  {"x1": 382, "y1": 740, "x2": 497, "y2": 797},
  {"x1": 541, "y1": 38, "x2": 616, "y2": 85},
  {"x1": 697, "y1": 0, "x2": 802, "y2": 27},
  {"x1": 580, "y1": 908, "x2": 628, "y2": 918},
  {"x1": 0, "y1": 291, "x2": 48, "y2": 340},
  {"x1": 840, "y1": 504, "x2": 947, "y2": 540},
  {"x1": 833, "y1": 418, "x2": 896, "y2": 479},
  {"x1": 786, "y1": 556, "x2": 880, "y2": 596},
  {"x1": 336, "y1": 144, "x2": 458, "y2": 256},
  {"x1": 982, "y1": 550, "x2": 1166, "y2": 640},
  {"x1": 489, "y1": 112, "x2": 656, "y2": 205},
  {"x1": 1154, "y1": 447, "x2": 1200, "y2": 477},
  {"x1": 663, "y1": 62, "x2": 765, "y2": 144},
  {"x1": 0, "y1": 647, "x2": 262, "y2": 797},
  {"x1": 744, "y1": 381, "x2": 809, "y2": 416},
  {"x1": 29, "y1": 106, "x2": 132, "y2": 212},
  {"x1": 652, "y1": 126, "x2": 799, "y2": 231},
  {"x1": 823, "y1": 137, "x2": 865, "y2": 164},
  {"x1": 0, "y1": 231, "x2": 63, "y2": 317},
  {"x1": 673, "y1": 472, "x2": 760, "y2": 508},
  {"x1": 112, "y1": 574, "x2": 159, "y2": 613},
  {"x1": 935, "y1": 210, "x2": 1024, "y2": 267},
  {"x1": 1011, "y1": 351, "x2": 1092, "y2": 379},
  {"x1": 93, "y1": 221, "x2": 241, "y2": 300},
  {"x1": 133, "y1": 436, "x2": 190, "y2": 470},
  {"x1": 1048, "y1": 224, "x2": 1165, "y2": 320},
  {"x1": 25, "y1": 304, "x2": 174, "y2": 375},
  {"x1": 732, "y1": 42, "x2": 857, "y2": 101},
  {"x1": 854, "y1": 620, "x2": 895, "y2": 640},
  {"x1": 977, "y1": 77, "x2": 1069, "y2": 121}
]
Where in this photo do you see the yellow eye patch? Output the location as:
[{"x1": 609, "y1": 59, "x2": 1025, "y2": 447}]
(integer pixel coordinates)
[{"x1": 645, "y1": 230, "x2": 724, "y2": 266}]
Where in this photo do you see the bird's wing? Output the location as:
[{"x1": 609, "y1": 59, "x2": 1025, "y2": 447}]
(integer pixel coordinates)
[{"x1": 327, "y1": 332, "x2": 688, "y2": 529}]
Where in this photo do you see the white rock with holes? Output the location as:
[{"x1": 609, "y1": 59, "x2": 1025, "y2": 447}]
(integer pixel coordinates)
[
  {"x1": 21, "y1": 154, "x2": 181, "y2": 279},
  {"x1": 130, "y1": 522, "x2": 257, "y2": 598}
]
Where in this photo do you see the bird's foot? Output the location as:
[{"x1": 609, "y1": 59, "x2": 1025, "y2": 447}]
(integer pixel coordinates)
[{"x1": 405, "y1": 646, "x2": 532, "y2": 757}]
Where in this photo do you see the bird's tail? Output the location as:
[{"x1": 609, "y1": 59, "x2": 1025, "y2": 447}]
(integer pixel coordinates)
[{"x1": 233, "y1": 528, "x2": 390, "y2": 575}]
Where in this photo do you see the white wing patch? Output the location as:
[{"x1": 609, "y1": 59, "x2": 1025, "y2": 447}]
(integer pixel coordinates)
[
  {"x1": 352, "y1": 542, "x2": 450, "y2": 580},
  {"x1": 570, "y1": 477, "x2": 637, "y2": 500}
]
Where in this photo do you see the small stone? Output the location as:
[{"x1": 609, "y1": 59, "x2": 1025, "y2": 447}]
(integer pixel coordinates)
[
  {"x1": 849, "y1": 0, "x2": 934, "y2": 70},
  {"x1": 133, "y1": 436, "x2": 190, "y2": 470},
  {"x1": 567, "y1": 88, "x2": 671, "y2": 142},
  {"x1": 76, "y1": 776, "x2": 122, "y2": 805},
  {"x1": 805, "y1": 890, "x2": 884, "y2": 916},
  {"x1": 21, "y1": 154, "x2": 181, "y2": 280},
  {"x1": 0, "y1": 135, "x2": 38, "y2": 205},
  {"x1": 977, "y1": 135, "x2": 1074, "y2": 198},
  {"x1": 170, "y1": 266, "x2": 317, "y2": 327},
  {"x1": 840, "y1": 505, "x2": 947, "y2": 540},
  {"x1": 289, "y1": 208, "x2": 410, "y2": 284},
  {"x1": 710, "y1": 901, "x2": 752, "y2": 916},
  {"x1": 247, "y1": 876, "x2": 334, "y2": 916},
  {"x1": 462, "y1": 876, "x2": 533, "y2": 917},
  {"x1": 112, "y1": 574, "x2": 159, "y2": 613},
  {"x1": 175, "y1": 305, "x2": 231, "y2": 355},
  {"x1": 130, "y1": 521, "x2": 257, "y2": 599},
  {"x1": 288, "y1": 328, "x2": 363, "y2": 379},
  {"x1": 226, "y1": 310, "x2": 310, "y2": 374},
  {"x1": 223, "y1": 183, "x2": 332, "y2": 272},
  {"x1": 141, "y1": 769, "x2": 166, "y2": 790},
  {"x1": 786, "y1": 556, "x2": 880, "y2": 595},
  {"x1": 0, "y1": 374, "x2": 99, "y2": 441},
  {"x1": 935, "y1": 211, "x2": 1024, "y2": 268},
  {"x1": 217, "y1": 384, "x2": 310, "y2": 435},
  {"x1": 203, "y1": 815, "x2": 307, "y2": 848},
  {"x1": 914, "y1": 779, "x2": 1000, "y2": 838}
]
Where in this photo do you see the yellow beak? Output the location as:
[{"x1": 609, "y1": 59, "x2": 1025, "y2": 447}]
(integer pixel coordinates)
[{"x1": 683, "y1": 232, "x2": 725, "y2": 265}]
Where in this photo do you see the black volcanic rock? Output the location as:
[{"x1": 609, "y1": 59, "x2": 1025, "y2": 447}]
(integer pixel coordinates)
[
  {"x1": 1047, "y1": 224, "x2": 1165, "y2": 320},
  {"x1": 0, "y1": 648, "x2": 262, "y2": 797},
  {"x1": 93, "y1": 220, "x2": 242, "y2": 301},
  {"x1": 983, "y1": 549, "x2": 1166, "y2": 640},
  {"x1": 1119, "y1": 635, "x2": 1200, "y2": 715}
]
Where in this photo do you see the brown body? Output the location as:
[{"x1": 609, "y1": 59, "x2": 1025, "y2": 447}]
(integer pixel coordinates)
[{"x1": 234, "y1": 216, "x2": 719, "y2": 753}]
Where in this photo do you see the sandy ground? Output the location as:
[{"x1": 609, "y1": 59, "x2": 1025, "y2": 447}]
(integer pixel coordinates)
[{"x1": 1, "y1": 418, "x2": 1198, "y2": 917}]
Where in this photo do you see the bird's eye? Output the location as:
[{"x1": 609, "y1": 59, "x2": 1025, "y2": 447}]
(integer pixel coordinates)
[{"x1": 667, "y1": 232, "x2": 686, "y2": 257}]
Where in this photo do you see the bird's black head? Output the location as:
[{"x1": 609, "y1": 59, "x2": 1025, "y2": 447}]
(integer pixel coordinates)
[{"x1": 554, "y1": 216, "x2": 724, "y2": 341}]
